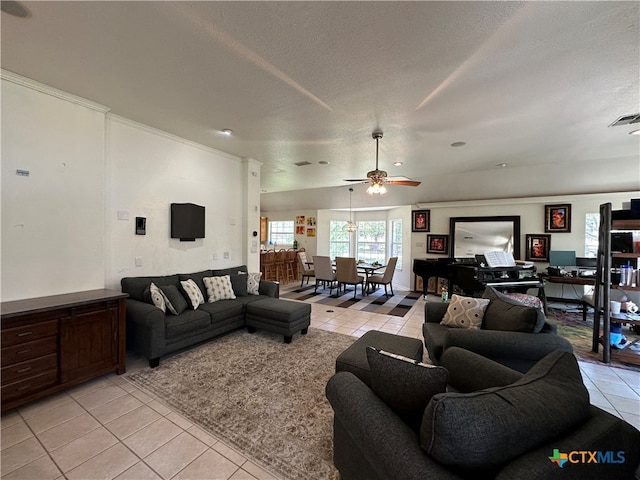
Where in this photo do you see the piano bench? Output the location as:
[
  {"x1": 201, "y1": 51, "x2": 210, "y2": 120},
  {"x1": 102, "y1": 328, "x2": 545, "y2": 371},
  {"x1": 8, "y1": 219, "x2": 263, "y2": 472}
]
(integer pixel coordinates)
[{"x1": 335, "y1": 330, "x2": 424, "y2": 388}]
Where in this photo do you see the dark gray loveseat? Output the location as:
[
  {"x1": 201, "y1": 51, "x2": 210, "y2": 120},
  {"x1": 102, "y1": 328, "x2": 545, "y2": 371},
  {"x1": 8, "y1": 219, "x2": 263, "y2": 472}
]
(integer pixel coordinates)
[
  {"x1": 326, "y1": 347, "x2": 640, "y2": 480},
  {"x1": 121, "y1": 265, "x2": 281, "y2": 367}
]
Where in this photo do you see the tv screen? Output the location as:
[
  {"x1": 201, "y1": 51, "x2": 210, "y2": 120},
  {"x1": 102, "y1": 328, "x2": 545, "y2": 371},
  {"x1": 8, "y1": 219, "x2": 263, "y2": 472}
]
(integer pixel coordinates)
[{"x1": 171, "y1": 203, "x2": 205, "y2": 241}]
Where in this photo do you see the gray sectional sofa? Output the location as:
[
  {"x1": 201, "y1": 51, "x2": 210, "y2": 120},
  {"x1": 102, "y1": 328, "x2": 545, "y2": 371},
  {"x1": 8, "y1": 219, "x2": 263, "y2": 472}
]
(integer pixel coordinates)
[{"x1": 121, "y1": 265, "x2": 309, "y2": 367}]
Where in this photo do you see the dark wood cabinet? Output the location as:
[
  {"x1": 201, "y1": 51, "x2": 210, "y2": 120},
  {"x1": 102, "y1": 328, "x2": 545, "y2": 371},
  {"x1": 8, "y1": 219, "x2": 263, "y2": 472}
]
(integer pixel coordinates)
[{"x1": 1, "y1": 289, "x2": 127, "y2": 412}]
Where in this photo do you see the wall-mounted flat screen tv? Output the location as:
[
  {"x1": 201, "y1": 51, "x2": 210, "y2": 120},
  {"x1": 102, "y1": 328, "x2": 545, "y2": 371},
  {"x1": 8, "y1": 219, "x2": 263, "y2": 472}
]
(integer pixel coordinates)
[{"x1": 171, "y1": 203, "x2": 205, "y2": 241}]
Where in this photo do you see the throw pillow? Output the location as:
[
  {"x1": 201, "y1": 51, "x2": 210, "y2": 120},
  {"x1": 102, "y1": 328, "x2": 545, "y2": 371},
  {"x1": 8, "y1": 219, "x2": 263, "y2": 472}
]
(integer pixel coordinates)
[
  {"x1": 367, "y1": 347, "x2": 448, "y2": 432},
  {"x1": 180, "y1": 279, "x2": 205, "y2": 309},
  {"x1": 420, "y1": 350, "x2": 590, "y2": 470},
  {"x1": 158, "y1": 284, "x2": 188, "y2": 315},
  {"x1": 440, "y1": 295, "x2": 490, "y2": 329},
  {"x1": 246, "y1": 272, "x2": 262, "y2": 295},
  {"x1": 203, "y1": 275, "x2": 237, "y2": 302},
  {"x1": 230, "y1": 273, "x2": 248, "y2": 297},
  {"x1": 482, "y1": 286, "x2": 545, "y2": 333},
  {"x1": 149, "y1": 283, "x2": 166, "y2": 312}
]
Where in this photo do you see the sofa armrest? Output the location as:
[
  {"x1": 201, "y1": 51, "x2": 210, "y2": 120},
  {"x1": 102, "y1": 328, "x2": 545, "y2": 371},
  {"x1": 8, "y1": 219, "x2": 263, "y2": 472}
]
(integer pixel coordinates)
[
  {"x1": 496, "y1": 406, "x2": 640, "y2": 480},
  {"x1": 259, "y1": 280, "x2": 279, "y2": 298},
  {"x1": 125, "y1": 299, "x2": 166, "y2": 360},
  {"x1": 126, "y1": 299, "x2": 165, "y2": 327},
  {"x1": 443, "y1": 329, "x2": 573, "y2": 373},
  {"x1": 424, "y1": 301, "x2": 448, "y2": 324},
  {"x1": 440, "y1": 347, "x2": 523, "y2": 392},
  {"x1": 326, "y1": 372, "x2": 461, "y2": 480}
]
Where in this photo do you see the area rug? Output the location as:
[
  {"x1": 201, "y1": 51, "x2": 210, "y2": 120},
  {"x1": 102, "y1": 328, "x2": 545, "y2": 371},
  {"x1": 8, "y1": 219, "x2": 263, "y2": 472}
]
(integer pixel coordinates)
[
  {"x1": 281, "y1": 285, "x2": 420, "y2": 318},
  {"x1": 547, "y1": 307, "x2": 640, "y2": 371},
  {"x1": 125, "y1": 328, "x2": 356, "y2": 480}
]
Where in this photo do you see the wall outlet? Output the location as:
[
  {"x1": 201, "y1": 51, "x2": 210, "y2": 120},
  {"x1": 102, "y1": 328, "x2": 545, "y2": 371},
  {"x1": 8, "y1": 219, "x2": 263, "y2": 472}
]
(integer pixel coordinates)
[
  {"x1": 212, "y1": 252, "x2": 218, "y2": 260},
  {"x1": 117, "y1": 210, "x2": 130, "y2": 220},
  {"x1": 223, "y1": 252, "x2": 230, "y2": 259},
  {"x1": 135, "y1": 257, "x2": 143, "y2": 267}
]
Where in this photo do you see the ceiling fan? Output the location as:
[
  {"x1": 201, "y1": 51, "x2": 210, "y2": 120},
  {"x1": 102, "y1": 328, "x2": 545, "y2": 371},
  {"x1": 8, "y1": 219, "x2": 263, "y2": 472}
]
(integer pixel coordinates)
[{"x1": 344, "y1": 130, "x2": 421, "y2": 194}]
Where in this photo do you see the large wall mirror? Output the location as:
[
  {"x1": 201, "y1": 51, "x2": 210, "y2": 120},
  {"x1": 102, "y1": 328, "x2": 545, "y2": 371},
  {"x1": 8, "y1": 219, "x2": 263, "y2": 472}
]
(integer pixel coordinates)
[{"x1": 450, "y1": 216, "x2": 521, "y2": 259}]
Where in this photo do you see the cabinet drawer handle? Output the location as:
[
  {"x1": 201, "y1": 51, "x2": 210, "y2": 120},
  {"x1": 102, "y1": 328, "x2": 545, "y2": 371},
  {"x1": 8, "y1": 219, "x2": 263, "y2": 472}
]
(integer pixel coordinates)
[
  {"x1": 17, "y1": 349, "x2": 31, "y2": 355},
  {"x1": 17, "y1": 331, "x2": 33, "y2": 337},
  {"x1": 16, "y1": 367, "x2": 32, "y2": 373}
]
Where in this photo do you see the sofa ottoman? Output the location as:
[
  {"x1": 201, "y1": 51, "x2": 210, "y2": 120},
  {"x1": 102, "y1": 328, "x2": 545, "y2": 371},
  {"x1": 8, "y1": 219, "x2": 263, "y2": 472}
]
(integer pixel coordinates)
[
  {"x1": 335, "y1": 330, "x2": 424, "y2": 387},
  {"x1": 245, "y1": 298, "x2": 311, "y2": 343}
]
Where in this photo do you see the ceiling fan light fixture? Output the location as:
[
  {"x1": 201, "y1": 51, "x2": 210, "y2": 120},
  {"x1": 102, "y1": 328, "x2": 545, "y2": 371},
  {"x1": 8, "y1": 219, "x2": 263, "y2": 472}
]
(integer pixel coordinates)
[{"x1": 367, "y1": 181, "x2": 386, "y2": 195}]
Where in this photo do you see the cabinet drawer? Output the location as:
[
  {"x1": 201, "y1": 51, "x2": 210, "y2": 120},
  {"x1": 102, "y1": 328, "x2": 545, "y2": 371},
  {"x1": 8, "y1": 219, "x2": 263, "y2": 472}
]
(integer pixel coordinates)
[
  {"x1": 1, "y1": 370, "x2": 58, "y2": 403},
  {"x1": 1, "y1": 354, "x2": 57, "y2": 385},
  {"x1": 1, "y1": 337, "x2": 57, "y2": 365},
  {"x1": 2, "y1": 320, "x2": 58, "y2": 347}
]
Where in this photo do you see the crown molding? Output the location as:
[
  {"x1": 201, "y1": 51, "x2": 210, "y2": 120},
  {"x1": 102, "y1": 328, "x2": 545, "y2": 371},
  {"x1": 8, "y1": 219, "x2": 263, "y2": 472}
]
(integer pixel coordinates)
[
  {"x1": 107, "y1": 114, "x2": 242, "y2": 162},
  {"x1": 1, "y1": 69, "x2": 110, "y2": 113}
]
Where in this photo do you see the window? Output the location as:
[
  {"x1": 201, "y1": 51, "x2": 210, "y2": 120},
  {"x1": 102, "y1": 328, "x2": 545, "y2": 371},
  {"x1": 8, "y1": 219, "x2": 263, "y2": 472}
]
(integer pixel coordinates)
[
  {"x1": 329, "y1": 221, "x2": 351, "y2": 259},
  {"x1": 585, "y1": 213, "x2": 599, "y2": 257},
  {"x1": 389, "y1": 219, "x2": 402, "y2": 267},
  {"x1": 356, "y1": 221, "x2": 386, "y2": 264},
  {"x1": 268, "y1": 220, "x2": 294, "y2": 246}
]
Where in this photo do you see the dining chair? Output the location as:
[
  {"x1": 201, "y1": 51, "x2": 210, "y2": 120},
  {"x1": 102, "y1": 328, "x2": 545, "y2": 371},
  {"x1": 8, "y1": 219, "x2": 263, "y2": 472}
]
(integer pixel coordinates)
[
  {"x1": 366, "y1": 257, "x2": 398, "y2": 297},
  {"x1": 335, "y1": 257, "x2": 365, "y2": 299},
  {"x1": 298, "y1": 251, "x2": 315, "y2": 287},
  {"x1": 313, "y1": 256, "x2": 337, "y2": 294}
]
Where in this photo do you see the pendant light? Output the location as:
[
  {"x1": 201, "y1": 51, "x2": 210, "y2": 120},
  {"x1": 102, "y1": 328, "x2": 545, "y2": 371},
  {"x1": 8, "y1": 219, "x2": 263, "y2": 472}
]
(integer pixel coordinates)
[{"x1": 344, "y1": 187, "x2": 357, "y2": 232}]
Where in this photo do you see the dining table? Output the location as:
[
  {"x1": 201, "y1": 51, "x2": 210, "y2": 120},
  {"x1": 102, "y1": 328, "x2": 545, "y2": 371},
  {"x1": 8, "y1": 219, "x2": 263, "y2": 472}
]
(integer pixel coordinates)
[{"x1": 357, "y1": 263, "x2": 386, "y2": 293}]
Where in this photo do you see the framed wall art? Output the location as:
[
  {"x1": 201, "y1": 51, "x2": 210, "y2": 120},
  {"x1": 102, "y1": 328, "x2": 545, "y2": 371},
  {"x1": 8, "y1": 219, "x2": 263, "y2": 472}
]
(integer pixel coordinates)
[
  {"x1": 525, "y1": 234, "x2": 551, "y2": 261},
  {"x1": 412, "y1": 210, "x2": 430, "y2": 232},
  {"x1": 545, "y1": 204, "x2": 571, "y2": 233},
  {"x1": 427, "y1": 234, "x2": 449, "y2": 254}
]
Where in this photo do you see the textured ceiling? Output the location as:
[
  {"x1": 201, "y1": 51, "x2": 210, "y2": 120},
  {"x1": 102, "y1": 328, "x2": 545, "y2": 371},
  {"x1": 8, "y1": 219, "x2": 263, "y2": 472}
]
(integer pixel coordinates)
[{"x1": 2, "y1": 1, "x2": 639, "y2": 209}]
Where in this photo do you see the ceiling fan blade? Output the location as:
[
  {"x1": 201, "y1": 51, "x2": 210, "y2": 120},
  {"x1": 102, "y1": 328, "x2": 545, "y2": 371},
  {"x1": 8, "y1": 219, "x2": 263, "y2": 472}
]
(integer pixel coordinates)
[
  {"x1": 386, "y1": 180, "x2": 421, "y2": 186},
  {"x1": 343, "y1": 178, "x2": 369, "y2": 182}
]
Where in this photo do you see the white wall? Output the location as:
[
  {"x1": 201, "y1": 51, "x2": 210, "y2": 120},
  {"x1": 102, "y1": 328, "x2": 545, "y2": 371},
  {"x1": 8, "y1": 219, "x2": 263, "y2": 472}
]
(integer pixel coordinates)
[
  {"x1": 1, "y1": 77, "x2": 107, "y2": 301},
  {"x1": 261, "y1": 210, "x2": 320, "y2": 256},
  {"x1": 1, "y1": 74, "x2": 250, "y2": 301},
  {"x1": 105, "y1": 116, "x2": 246, "y2": 290}
]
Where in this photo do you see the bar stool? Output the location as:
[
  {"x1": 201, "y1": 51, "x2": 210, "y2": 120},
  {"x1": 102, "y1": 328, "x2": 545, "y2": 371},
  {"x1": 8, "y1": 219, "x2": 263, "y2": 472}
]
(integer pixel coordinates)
[
  {"x1": 275, "y1": 250, "x2": 288, "y2": 282},
  {"x1": 285, "y1": 249, "x2": 297, "y2": 283},
  {"x1": 262, "y1": 250, "x2": 276, "y2": 281}
]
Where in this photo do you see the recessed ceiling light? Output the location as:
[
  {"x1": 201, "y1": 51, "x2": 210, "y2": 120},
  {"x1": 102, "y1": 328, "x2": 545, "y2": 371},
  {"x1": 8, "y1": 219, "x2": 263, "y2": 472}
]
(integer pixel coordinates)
[
  {"x1": 451, "y1": 141, "x2": 466, "y2": 147},
  {"x1": 630, "y1": 129, "x2": 640, "y2": 135},
  {"x1": 496, "y1": 163, "x2": 507, "y2": 168},
  {"x1": 318, "y1": 161, "x2": 330, "y2": 165},
  {"x1": 221, "y1": 129, "x2": 233, "y2": 136},
  {"x1": 393, "y1": 161, "x2": 403, "y2": 166}
]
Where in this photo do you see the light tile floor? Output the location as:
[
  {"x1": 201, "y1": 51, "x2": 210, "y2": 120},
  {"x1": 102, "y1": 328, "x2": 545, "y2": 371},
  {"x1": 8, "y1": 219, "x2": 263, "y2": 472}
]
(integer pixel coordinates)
[{"x1": 2, "y1": 283, "x2": 639, "y2": 479}]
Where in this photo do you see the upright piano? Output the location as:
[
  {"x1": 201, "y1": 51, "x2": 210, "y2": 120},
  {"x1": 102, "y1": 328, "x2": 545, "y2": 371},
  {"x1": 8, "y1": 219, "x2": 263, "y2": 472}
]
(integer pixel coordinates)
[{"x1": 413, "y1": 258, "x2": 547, "y2": 310}]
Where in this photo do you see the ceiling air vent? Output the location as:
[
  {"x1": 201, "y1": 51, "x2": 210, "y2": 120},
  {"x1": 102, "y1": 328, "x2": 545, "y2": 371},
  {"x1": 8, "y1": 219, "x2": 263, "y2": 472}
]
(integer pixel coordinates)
[
  {"x1": 294, "y1": 161, "x2": 312, "y2": 166},
  {"x1": 609, "y1": 113, "x2": 640, "y2": 127}
]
